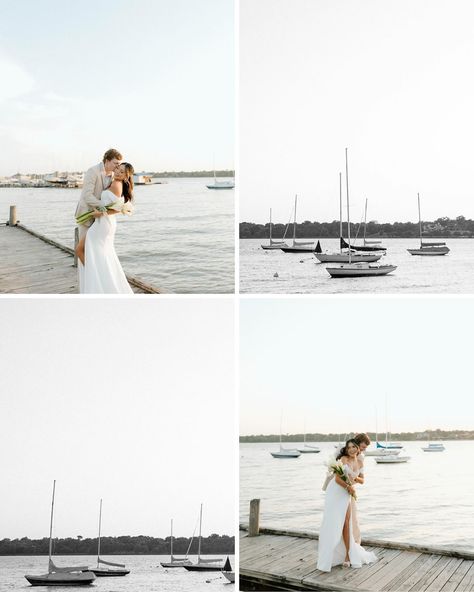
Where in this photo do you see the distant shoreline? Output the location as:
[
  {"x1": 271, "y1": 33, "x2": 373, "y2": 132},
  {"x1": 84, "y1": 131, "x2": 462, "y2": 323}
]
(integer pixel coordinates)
[
  {"x1": 240, "y1": 218, "x2": 474, "y2": 239},
  {"x1": 240, "y1": 430, "x2": 474, "y2": 443}
]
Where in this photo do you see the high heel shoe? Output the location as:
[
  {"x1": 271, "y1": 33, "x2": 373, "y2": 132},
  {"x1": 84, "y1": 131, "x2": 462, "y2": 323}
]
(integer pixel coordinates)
[{"x1": 342, "y1": 560, "x2": 350, "y2": 568}]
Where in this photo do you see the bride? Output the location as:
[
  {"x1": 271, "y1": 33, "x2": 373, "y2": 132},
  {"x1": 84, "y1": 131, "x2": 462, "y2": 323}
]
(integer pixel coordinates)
[
  {"x1": 76, "y1": 163, "x2": 134, "y2": 294},
  {"x1": 317, "y1": 439, "x2": 377, "y2": 572}
]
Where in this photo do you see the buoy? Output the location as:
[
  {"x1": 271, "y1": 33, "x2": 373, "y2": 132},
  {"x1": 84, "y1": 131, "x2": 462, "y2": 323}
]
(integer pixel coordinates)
[{"x1": 273, "y1": 272, "x2": 279, "y2": 278}]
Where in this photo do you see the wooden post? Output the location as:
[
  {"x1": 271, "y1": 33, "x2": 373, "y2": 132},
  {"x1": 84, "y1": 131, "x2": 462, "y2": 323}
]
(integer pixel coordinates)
[
  {"x1": 9, "y1": 205, "x2": 17, "y2": 226},
  {"x1": 249, "y1": 499, "x2": 260, "y2": 537},
  {"x1": 73, "y1": 227, "x2": 79, "y2": 267}
]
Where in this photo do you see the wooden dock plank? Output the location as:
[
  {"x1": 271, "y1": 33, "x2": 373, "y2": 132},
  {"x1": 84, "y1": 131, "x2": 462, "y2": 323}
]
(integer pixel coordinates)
[
  {"x1": 240, "y1": 528, "x2": 474, "y2": 592},
  {"x1": 440, "y1": 561, "x2": 474, "y2": 592},
  {"x1": 0, "y1": 224, "x2": 161, "y2": 294}
]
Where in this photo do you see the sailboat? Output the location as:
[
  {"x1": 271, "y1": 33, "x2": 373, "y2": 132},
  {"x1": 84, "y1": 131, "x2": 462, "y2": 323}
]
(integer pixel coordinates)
[
  {"x1": 280, "y1": 195, "x2": 316, "y2": 252},
  {"x1": 315, "y1": 174, "x2": 383, "y2": 263},
  {"x1": 261, "y1": 208, "x2": 288, "y2": 250},
  {"x1": 364, "y1": 408, "x2": 401, "y2": 456},
  {"x1": 160, "y1": 518, "x2": 193, "y2": 567},
  {"x1": 271, "y1": 415, "x2": 301, "y2": 458},
  {"x1": 297, "y1": 423, "x2": 320, "y2": 453},
  {"x1": 421, "y1": 430, "x2": 446, "y2": 452},
  {"x1": 206, "y1": 164, "x2": 234, "y2": 190},
  {"x1": 25, "y1": 481, "x2": 96, "y2": 586},
  {"x1": 221, "y1": 556, "x2": 235, "y2": 583},
  {"x1": 326, "y1": 149, "x2": 397, "y2": 277},
  {"x1": 183, "y1": 504, "x2": 224, "y2": 571},
  {"x1": 343, "y1": 198, "x2": 387, "y2": 252},
  {"x1": 89, "y1": 499, "x2": 129, "y2": 577},
  {"x1": 407, "y1": 193, "x2": 449, "y2": 255},
  {"x1": 374, "y1": 398, "x2": 410, "y2": 463}
]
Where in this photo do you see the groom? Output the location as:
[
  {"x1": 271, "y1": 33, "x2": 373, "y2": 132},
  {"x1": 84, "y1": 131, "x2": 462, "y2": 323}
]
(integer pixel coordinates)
[{"x1": 74, "y1": 148, "x2": 123, "y2": 263}]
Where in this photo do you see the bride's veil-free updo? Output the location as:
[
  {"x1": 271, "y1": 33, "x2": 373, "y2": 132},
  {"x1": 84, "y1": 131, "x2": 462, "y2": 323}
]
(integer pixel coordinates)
[
  {"x1": 336, "y1": 438, "x2": 360, "y2": 461},
  {"x1": 121, "y1": 162, "x2": 135, "y2": 203}
]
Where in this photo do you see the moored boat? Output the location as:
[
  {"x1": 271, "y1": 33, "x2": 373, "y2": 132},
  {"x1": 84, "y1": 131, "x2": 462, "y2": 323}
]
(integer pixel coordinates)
[
  {"x1": 25, "y1": 481, "x2": 95, "y2": 587},
  {"x1": 280, "y1": 195, "x2": 315, "y2": 252},
  {"x1": 221, "y1": 556, "x2": 235, "y2": 583},
  {"x1": 407, "y1": 193, "x2": 449, "y2": 255},
  {"x1": 421, "y1": 442, "x2": 445, "y2": 452},
  {"x1": 160, "y1": 518, "x2": 193, "y2": 567},
  {"x1": 183, "y1": 504, "x2": 225, "y2": 572},
  {"x1": 89, "y1": 499, "x2": 130, "y2": 577},
  {"x1": 375, "y1": 455, "x2": 410, "y2": 463},
  {"x1": 261, "y1": 208, "x2": 288, "y2": 250}
]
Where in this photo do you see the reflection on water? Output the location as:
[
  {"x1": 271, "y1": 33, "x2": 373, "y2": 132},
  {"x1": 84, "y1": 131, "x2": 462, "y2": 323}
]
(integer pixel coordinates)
[
  {"x1": 240, "y1": 441, "x2": 474, "y2": 552},
  {"x1": 240, "y1": 238, "x2": 474, "y2": 293},
  {"x1": 0, "y1": 180, "x2": 234, "y2": 294},
  {"x1": 1, "y1": 554, "x2": 234, "y2": 591}
]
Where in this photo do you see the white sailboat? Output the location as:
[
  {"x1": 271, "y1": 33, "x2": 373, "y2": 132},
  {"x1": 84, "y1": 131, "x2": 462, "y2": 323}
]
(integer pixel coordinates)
[
  {"x1": 315, "y1": 175, "x2": 383, "y2": 264},
  {"x1": 183, "y1": 504, "x2": 224, "y2": 571},
  {"x1": 206, "y1": 162, "x2": 234, "y2": 190},
  {"x1": 89, "y1": 499, "x2": 129, "y2": 577},
  {"x1": 326, "y1": 149, "x2": 397, "y2": 277},
  {"x1": 271, "y1": 415, "x2": 301, "y2": 458},
  {"x1": 160, "y1": 518, "x2": 193, "y2": 567},
  {"x1": 280, "y1": 195, "x2": 315, "y2": 252},
  {"x1": 25, "y1": 481, "x2": 95, "y2": 586},
  {"x1": 297, "y1": 423, "x2": 320, "y2": 453},
  {"x1": 375, "y1": 455, "x2": 410, "y2": 463},
  {"x1": 407, "y1": 193, "x2": 449, "y2": 255},
  {"x1": 364, "y1": 408, "x2": 401, "y2": 456},
  {"x1": 261, "y1": 208, "x2": 289, "y2": 250},
  {"x1": 374, "y1": 398, "x2": 410, "y2": 463}
]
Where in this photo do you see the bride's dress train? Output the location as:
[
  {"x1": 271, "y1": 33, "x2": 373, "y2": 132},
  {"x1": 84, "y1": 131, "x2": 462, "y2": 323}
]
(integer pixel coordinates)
[
  {"x1": 317, "y1": 465, "x2": 377, "y2": 572},
  {"x1": 79, "y1": 190, "x2": 133, "y2": 294}
]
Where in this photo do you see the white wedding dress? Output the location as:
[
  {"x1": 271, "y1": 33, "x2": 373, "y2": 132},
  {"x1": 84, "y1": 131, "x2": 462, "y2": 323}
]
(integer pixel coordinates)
[
  {"x1": 79, "y1": 190, "x2": 133, "y2": 294},
  {"x1": 317, "y1": 464, "x2": 377, "y2": 572}
]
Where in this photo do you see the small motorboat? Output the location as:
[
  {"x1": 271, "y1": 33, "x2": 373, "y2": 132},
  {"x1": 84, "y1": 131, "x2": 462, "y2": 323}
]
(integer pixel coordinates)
[
  {"x1": 326, "y1": 263, "x2": 397, "y2": 278},
  {"x1": 375, "y1": 455, "x2": 410, "y2": 463}
]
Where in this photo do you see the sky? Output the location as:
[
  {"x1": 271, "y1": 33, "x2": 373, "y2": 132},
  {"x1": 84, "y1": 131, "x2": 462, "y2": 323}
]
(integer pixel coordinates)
[
  {"x1": 0, "y1": 0, "x2": 234, "y2": 175},
  {"x1": 0, "y1": 298, "x2": 234, "y2": 540},
  {"x1": 240, "y1": 297, "x2": 474, "y2": 436},
  {"x1": 240, "y1": 0, "x2": 474, "y2": 224}
]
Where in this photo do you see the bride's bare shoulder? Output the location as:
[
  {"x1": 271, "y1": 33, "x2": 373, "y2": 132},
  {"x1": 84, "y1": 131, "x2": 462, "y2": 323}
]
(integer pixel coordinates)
[
  {"x1": 339, "y1": 455, "x2": 349, "y2": 463},
  {"x1": 109, "y1": 179, "x2": 123, "y2": 197}
]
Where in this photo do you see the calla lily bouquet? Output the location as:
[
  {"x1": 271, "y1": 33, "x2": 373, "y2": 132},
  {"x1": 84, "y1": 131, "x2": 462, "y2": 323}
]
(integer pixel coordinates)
[
  {"x1": 76, "y1": 200, "x2": 133, "y2": 226},
  {"x1": 327, "y1": 457, "x2": 357, "y2": 500}
]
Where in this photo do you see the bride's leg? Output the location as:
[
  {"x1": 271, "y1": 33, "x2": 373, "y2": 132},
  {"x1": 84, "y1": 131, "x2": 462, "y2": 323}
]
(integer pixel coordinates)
[
  {"x1": 342, "y1": 503, "x2": 351, "y2": 563},
  {"x1": 75, "y1": 233, "x2": 86, "y2": 265}
]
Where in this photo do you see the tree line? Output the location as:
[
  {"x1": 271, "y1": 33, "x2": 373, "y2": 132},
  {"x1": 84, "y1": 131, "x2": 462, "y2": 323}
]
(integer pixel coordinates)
[
  {"x1": 0, "y1": 534, "x2": 234, "y2": 556},
  {"x1": 240, "y1": 430, "x2": 474, "y2": 443},
  {"x1": 240, "y1": 216, "x2": 474, "y2": 239},
  {"x1": 152, "y1": 170, "x2": 234, "y2": 178}
]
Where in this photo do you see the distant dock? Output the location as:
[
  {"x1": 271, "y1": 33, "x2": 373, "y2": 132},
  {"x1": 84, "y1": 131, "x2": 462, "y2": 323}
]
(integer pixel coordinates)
[
  {"x1": 240, "y1": 500, "x2": 474, "y2": 591},
  {"x1": 0, "y1": 206, "x2": 162, "y2": 294}
]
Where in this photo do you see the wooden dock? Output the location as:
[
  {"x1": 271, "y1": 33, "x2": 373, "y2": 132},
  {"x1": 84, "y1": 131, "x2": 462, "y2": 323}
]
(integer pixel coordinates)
[
  {"x1": 240, "y1": 501, "x2": 474, "y2": 592},
  {"x1": 0, "y1": 214, "x2": 162, "y2": 294}
]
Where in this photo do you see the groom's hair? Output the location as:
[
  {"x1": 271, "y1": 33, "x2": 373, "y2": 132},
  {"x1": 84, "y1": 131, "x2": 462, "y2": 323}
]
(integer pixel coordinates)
[
  {"x1": 103, "y1": 148, "x2": 122, "y2": 163},
  {"x1": 354, "y1": 433, "x2": 371, "y2": 446}
]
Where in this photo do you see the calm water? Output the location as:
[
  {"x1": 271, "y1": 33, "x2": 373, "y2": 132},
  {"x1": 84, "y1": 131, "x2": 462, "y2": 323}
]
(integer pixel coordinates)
[
  {"x1": 0, "y1": 180, "x2": 234, "y2": 294},
  {"x1": 0, "y1": 554, "x2": 234, "y2": 590},
  {"x1": 240, "y1": 441, "x2": 474, "y2": 552},
  {"x1": 240, "y1": 238, "x2": 474, "y2": 293}
]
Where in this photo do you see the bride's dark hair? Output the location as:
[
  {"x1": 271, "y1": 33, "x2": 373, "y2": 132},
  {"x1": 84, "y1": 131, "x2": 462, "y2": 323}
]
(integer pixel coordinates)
[
  {"x1": 121, "y1": 162, "x2": 134, "y2": 203},
  {"x1": 336, "y1": 438, "x2": 360, "y2": 461}
]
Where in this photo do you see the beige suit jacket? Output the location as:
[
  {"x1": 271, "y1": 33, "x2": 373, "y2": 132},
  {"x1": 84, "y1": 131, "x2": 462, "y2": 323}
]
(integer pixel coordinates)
[{"x1": 75, "y1": 163, "x2": 113, "y2": 227}]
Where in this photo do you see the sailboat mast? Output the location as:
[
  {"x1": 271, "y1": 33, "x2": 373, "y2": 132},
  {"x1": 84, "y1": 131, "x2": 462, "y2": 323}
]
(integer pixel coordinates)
[
  {"x1": 345, "y1": 148, "x2": 351, "y2": 264},
  {"x1": 269, "y1": 208, "x2": 273, "y2": 242},
  {"x1": 197, "y1": 503, "x2": 203, "y2": 561},
  {"x1": 364, "y1": 198, "x2": 368, "y2": 244},
  {"x1": 339, "y1": 172, "x2": 342, "y2": 254},
  {"x1": 170, "y1": 518, "x2": 174, "y2": 559},
  {"x1": 418, "y1": 193, "x2": 422, "y2": 247},
  {"x1": 97, "y1": 499, "x2": 102, "y2": 566},
  {"x1": 293, "y1": 195, "x2": 297, "y2": 245},
  {"x1": 48, "y1": 480, "x2": 56, "y2": 569}
]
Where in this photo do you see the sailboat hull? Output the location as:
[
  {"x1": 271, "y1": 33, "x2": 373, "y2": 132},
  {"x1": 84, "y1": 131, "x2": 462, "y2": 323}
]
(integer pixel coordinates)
[
  {"x1": 160, "y1": 560, "x2": 192, "y2": 568},
  {"x1": 222, "y1": 571, "x2": 235, "y2": 582},
  {"x1": 315, "y1": 252, "x2": 382, "y2": 263},
  {"x1": 326, "y1": 264, "x2": 397, "y2": 277},
  {"x1": 25, "y1": 572, "x2": 96, "y2": 586},
  {"x1": 407, "y1": 247, "x2": 449, "y2": 255},
  {"x1": 341, "y1": 238, "x2": 386, "y2": 252},
  {"x1": 280, "y1": 246, "x2": 315, "y2": 253},
  {"x1": 184, "y1": 564, "x2": 224, "y2": 572},
  {"x1": 89, "y1": 568, "x2": 130, "y2": 577},
  {"x1": 206, "y1": 184, "x2": 234, "y2": 189},
  {"x1": 261, "y1": 243, "x2": 288, "y2": 250}
]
